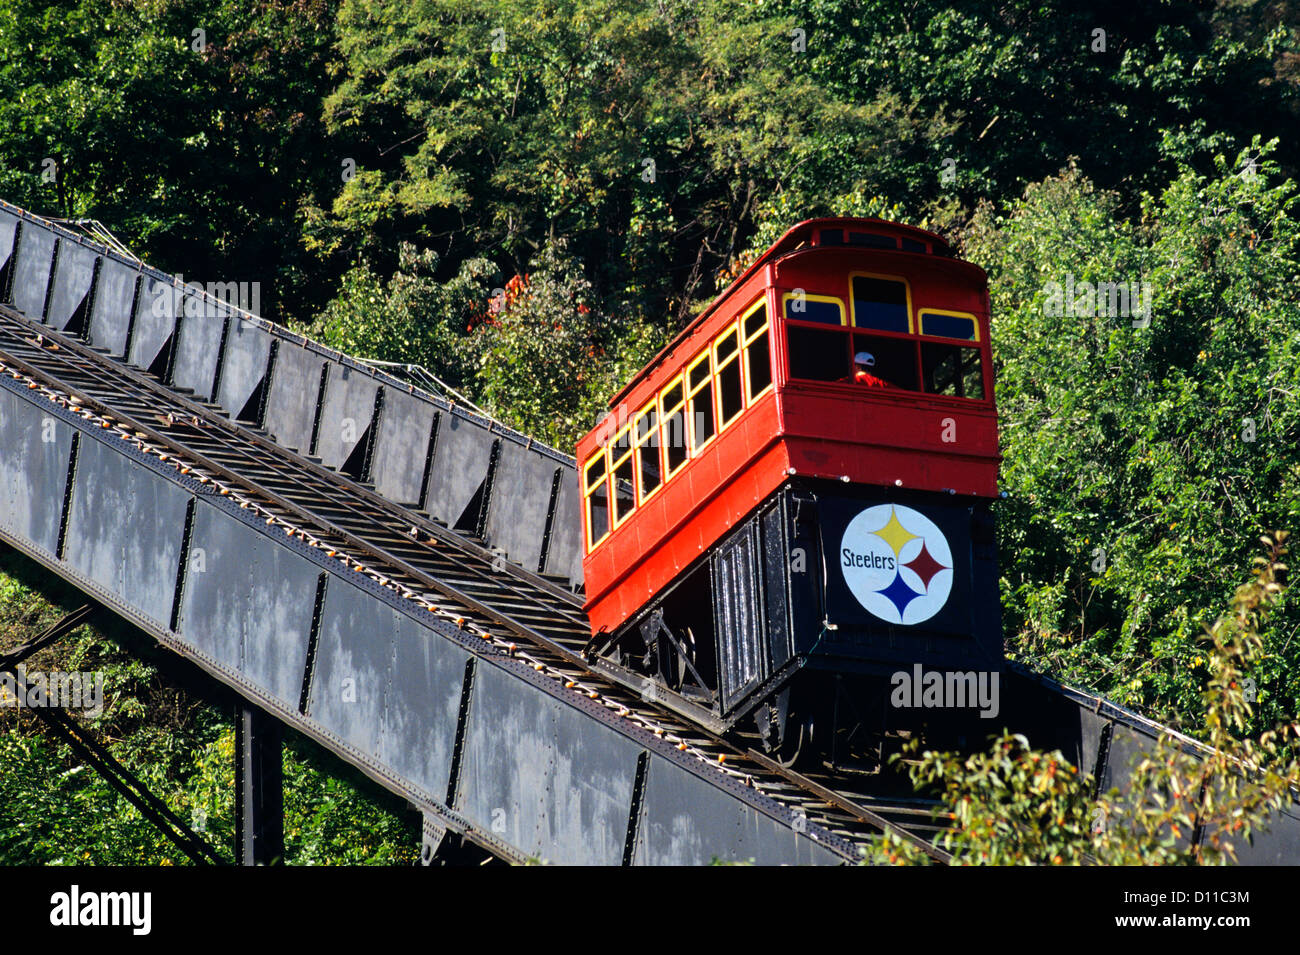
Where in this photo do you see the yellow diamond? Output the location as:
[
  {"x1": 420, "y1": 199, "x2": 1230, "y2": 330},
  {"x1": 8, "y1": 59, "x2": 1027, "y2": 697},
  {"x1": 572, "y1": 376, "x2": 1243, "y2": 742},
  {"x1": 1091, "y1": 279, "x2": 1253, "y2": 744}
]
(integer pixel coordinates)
[{"x1": 871, "y1": 507, "x2": 918, "y2": 556}]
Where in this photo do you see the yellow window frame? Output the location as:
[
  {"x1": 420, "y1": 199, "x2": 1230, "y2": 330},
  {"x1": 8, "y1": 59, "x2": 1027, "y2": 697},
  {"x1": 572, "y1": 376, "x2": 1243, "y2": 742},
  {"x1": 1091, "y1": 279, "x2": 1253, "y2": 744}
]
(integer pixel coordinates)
[
  {"x1": 658, "y1": 372, "x2": 689, "y2": 480},
  {"x1": 712, "y1": 321, "x2": 744, "y2": 431},
  {"x1": 609, "y1": 425, "x2": 636, "y2": 529},
  {"x1": 741, "y1": 300, "x2": 773, "y2": 403},
  {"x1": 781, "y1": 291, "x2": 847, "y2": 326},
  {"x1": 583, "y1": 451, "x2": 610, "y2": 552},
  {"x1": 686, "y1": 350, "x2": 716, "y2": 454},
  {"x1": 633, "y1": 399, "x2": 663, "y2": 505},
  {"x1": 848, "y1": 271, "x2": 914, "y2": 334},
  {"x1": 918, "y1": 307, "x2": 980, "y2": 342}
]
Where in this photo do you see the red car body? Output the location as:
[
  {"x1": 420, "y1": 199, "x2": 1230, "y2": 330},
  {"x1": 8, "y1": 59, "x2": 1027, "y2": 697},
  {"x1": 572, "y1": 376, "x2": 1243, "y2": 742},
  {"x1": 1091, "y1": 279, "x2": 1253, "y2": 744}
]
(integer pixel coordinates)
[{"x1": 576, "y1": 218, "x2": 1000, "y2": 637}]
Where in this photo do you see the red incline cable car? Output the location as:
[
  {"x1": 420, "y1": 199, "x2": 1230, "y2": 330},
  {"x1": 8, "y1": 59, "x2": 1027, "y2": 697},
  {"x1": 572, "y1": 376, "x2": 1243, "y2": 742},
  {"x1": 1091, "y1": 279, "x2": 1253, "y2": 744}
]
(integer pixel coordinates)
[{"x1": 576, "y1": 218, "x2": 1003, "y2": 762}]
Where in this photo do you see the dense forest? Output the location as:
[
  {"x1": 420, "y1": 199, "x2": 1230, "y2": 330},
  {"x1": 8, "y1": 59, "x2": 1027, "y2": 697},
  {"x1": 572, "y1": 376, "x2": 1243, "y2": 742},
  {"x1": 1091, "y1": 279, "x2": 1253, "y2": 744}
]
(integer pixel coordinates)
[{"x1": 1, "y1": 0, "x2": 1299, "y2": 863}]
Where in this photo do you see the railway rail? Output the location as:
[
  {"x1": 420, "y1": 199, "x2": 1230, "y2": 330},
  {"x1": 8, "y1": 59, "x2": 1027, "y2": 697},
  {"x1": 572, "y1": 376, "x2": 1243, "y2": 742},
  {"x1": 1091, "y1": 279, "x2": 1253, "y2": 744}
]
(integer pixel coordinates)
[{"x1": 0, "y1": 300, "x2": 953, "y2": 864}]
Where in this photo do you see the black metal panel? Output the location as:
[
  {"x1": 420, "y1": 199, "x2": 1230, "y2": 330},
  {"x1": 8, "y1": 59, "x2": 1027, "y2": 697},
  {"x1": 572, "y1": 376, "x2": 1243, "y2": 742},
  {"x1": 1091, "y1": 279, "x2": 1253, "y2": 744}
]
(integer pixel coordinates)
[
  {"x1": 45, "y1": 242, "x2": 96, "y2": 332},
  {"x1": 1234, "y1": 801, "x2": 1300, "y2": 866},
  {"x1": 785, "y1": 491, "x2": 824, "y2": 656},
  {"x1": 368, "y1": 386, "x2": 435, "y2": 506},
  {"x1": 424, "y1": 412, "x2": 494, "y2": 527},
  {"x1": 314, "y1": 363, "x2": 378, "y2": 472},
  {"x1": 263, "y1": 341, "x2": 323, "y2": 454},
  {"x1": 713, "y1": 525, "x2": 766, "y2": 712},
  {"x1": 87, "y1": 258, "x2": 140, "y2": 357},
  {"x1": 455, "y1": 661, "x2": 640, "y2": 865},
  {"x1": 171, "y1": 300, "x2": 228, "y2": 400},
  {"x1": 128, "y1": 276, "x2": 178, "y2": 372},
  {"x1": 1097, "y1": 723, "x2": 1201, "y2": 851},
  {"x1": 809, "y1": 485, "x2": 1001, "y2": 669},
  {"x1": 482, "y1": 440, "x2": 555, "y2": 571},
  {"x1": 1001, "y1": 667, "x2": 1111, "y2": 776},
  {"x1": 0, "y1": 387, "x2": 73, "y2": 555},
  {"x1": 292, "y1": 587, "x2": 469, "y2": 804},
  {"x1": 214, "y1": 319, "x2": 272, "y2": 421},
  {"x1": 383, "y1": 611, "x2": 469, "y2": 800},
  {"x1": 240, "y1": 517, "x2": 319, "y2": 709},
  {"x1": 177, "y1": 500, "x2": 316, "y2": 710},
  {"x1": 63, "y1": 434, "x2": 189, "y2": 629},
  {"x1": 1099, "y1": 723, "x2": 1151, "y2": 795},
  {"x1": 547, "y1": 470, "x2": 584, "y2": 585},
  {"x1": 307, "y1": 577, "x2": 396, "y2": 762},
  {"x1": 760, "y1": 501, "x2": 794, "y2": 669},
  {"x1": 12, "y1": 222, "x2": 55, "y2": 319},
  {"x1": 0, "y1": 209, "x2": 17, "y2": 281},
  {"x1": 173, "y1": 500, "x2": 244, "y2": 676},
  {"x1": 633, "y1": 754, "x2": 842, "y2": 865}
]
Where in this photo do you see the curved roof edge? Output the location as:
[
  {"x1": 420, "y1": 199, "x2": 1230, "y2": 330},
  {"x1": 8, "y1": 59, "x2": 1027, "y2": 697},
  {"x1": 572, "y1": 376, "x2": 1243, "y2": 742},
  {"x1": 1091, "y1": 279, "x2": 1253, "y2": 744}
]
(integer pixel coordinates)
[{"x1": 607, "y1": 217, "x2": 970, "y2": 410}]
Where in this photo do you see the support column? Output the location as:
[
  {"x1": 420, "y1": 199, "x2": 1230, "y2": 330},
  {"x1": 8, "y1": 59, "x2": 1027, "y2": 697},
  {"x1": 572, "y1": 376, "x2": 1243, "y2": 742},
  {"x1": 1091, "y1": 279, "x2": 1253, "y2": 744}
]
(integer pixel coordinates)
[
  {"x1": 419, "y1": 813, "x2": 448, "y2": 866},
  {"x1": 235, "y1": 703, "x2": 284, "y2": 866}
]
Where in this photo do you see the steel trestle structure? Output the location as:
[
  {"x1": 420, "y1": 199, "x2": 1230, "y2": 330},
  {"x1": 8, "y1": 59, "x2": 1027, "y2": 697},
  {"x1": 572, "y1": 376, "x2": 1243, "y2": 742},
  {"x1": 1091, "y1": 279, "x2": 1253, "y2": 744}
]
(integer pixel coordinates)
[{"x1": 0, "y1": 198, "x2": 1297, "y2": 865}]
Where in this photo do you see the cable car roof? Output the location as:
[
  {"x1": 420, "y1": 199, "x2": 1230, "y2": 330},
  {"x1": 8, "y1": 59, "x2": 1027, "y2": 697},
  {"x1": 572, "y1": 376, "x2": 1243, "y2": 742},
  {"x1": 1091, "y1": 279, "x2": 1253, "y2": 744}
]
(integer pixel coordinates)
[{"x1": 607, "y1": 217, "x2": 961, "y2": 409}]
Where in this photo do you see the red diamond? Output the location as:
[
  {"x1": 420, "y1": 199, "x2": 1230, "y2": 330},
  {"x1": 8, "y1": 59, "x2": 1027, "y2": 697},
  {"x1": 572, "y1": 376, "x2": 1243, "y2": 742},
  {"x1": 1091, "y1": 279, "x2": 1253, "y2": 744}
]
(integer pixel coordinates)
[{"x1": 903, "y1": 541, "x2": 948, "y2": 591}]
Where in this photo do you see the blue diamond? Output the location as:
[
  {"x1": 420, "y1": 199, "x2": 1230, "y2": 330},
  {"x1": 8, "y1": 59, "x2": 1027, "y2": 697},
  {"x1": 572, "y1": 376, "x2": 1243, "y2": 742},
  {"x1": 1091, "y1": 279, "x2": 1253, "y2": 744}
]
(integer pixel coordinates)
[{"x1": 876, "y1": 571, "x2": 921, "y2": 619}]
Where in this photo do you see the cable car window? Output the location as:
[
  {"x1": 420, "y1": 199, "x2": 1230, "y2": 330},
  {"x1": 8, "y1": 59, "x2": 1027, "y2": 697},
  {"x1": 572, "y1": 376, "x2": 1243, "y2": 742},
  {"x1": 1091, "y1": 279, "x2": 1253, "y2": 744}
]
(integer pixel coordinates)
[
  {"x1": 715, "y1": 326, "x2": 739, "y2": 362},
  {"x1": 584, "y1": 453, "x2": 607, "y2": 492},
  {"x1": 661, "y1": 379, "x2": 683, "y2": 410},
  {"x1": 848, "y1": 232, "x2": 897, "y2": 250},
  {"x1": 783, "y1": 294, "x2": 844, "y2": 326},
  {"x1": 744, "y1": 303, "x2": 772, "y2": 400},
  {"x1": 714, "y1": 327, "x2": 744, "y2": 428},
  {"x1": 584, "y1": 454, "x2": 609, "y2": 550},
  {"x1": 920, "y1": 310, "x2": 978, "y2": 341},
  {"x1": 901, "y1": 238, "x2": 926, "y2": 253},
  {"x1": 612, "y1": 423, "x2": 633, "y2": 455},
  {"x1": 851, "y1": 275, "x2": 910, "y2": 333},
  {"x1": 687, "y1": 352, "x2": 716, "y2": 450},
  {"x1": 787, "y1": 325, "x2": 851, "y2": 382},
  {"x1": 747, "y1": 334, "x2": 772, "y2": 397},
  {"x1": 717, "y1": 359, "x2": 744, "y2": 424},
  {"x1": 688, "y1": 353, "x2": 710, "y2": 390},
  {"x1": 851, "y1": 333, "x2": 919, "y2": 390},
  {"x1": 660, "y1": 375, "x2": 688, "y2": 476},
  {"x1": 635, "y1": 405, "x2": 662, "y2": 501},
  {"x1": 610, "y1": 426, "x2": 636, "y2": 525},
  {"x1": 820, "y1": 229, "x2": 843, "y2": 245},
  {"x1": 921, "y1": 342, "x2": 984, "y2": 399}
]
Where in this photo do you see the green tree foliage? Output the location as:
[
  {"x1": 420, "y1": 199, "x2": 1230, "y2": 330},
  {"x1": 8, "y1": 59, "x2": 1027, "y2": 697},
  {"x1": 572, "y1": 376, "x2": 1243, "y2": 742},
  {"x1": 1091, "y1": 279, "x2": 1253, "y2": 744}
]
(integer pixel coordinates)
[
  {"x1": 869, "y1": 534, "x2": 1300, "y2": 865},
  {"x1": 465, "y1": 241, "x2": 666, "y2": 448},
  {"x1": 310, "y1": 0, "x2": 1300, "y2": 318},
  {"x1": 0, "y1": 0, "x2": 340, "y2": 319},
  {"x1": 309, "y1": 0, "x2": 905, "y2": 318},
  {"x1": 968, "y1": 142, "x2": 1300, "y2": 732},
  {"x1": 780, "y1": 1, "x2": 1300, "y2": 209},
  {"x1": 310, "y1": 242, "x2": 495, "y2": 383}
]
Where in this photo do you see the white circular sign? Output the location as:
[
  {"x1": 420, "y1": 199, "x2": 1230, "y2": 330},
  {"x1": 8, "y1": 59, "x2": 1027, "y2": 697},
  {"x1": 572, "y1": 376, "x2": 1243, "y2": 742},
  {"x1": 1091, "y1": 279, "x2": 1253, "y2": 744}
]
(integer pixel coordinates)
[{"x1": 839, "y1": 504, "x2": 954, "y2": 625}]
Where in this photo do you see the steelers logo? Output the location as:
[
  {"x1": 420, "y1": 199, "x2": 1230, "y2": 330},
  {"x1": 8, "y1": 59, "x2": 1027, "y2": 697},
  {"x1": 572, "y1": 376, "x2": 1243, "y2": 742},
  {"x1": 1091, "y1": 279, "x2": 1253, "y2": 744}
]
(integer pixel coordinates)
[{"x1": 839, "y1": 504, "x2": 953, "y2": 625}]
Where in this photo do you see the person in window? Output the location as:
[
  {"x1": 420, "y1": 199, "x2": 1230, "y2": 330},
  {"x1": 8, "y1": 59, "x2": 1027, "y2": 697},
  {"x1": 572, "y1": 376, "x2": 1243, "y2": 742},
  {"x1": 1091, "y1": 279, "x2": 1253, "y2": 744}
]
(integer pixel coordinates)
[{"x1": 842, "y1": 351, "x2": 889, "y2": 388}]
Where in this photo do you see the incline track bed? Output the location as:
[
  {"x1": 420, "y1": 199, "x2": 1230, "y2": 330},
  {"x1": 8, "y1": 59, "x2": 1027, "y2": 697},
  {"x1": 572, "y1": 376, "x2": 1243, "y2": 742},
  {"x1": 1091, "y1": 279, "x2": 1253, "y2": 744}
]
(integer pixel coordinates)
[{"x1": 0, "y1": 302, "x2": 952, "y2": 864}]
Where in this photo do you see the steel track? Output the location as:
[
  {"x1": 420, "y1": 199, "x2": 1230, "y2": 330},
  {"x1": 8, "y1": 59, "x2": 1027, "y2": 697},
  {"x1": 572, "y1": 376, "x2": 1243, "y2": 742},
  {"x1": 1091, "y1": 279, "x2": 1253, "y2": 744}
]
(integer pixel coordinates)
[{"x1": 0, "y1": 303, "x2": 953, "y2": 864}]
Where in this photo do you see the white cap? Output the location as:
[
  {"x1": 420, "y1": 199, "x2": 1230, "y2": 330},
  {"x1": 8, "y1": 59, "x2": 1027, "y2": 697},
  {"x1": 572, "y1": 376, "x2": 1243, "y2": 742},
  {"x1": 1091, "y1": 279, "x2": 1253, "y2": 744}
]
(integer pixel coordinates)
[{"x1": 853, "y1": 352, "x2": 875, "y2": 367}]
